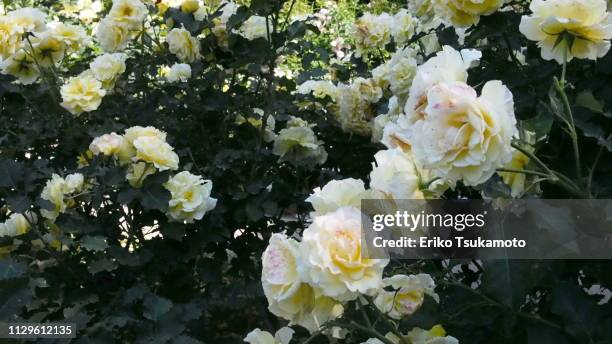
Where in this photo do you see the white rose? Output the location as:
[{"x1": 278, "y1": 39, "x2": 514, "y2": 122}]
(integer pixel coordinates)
[
  {"x1": 296, "y1": 80, "x2": 338, "y2": 101},
  {"x1": 373, "y1": 274, "x2": 439, "y2": 320},
  {"x1": 90, "y1": 132, "x2": 125, "y2": 156},
  {"x1": 370, "y1": 148, "x2": 426, "y2": 200},
  {"x1": 133, "y1": 135, "x2": 180, "y2": 171},
  {"x1": 409, "y1": 81, "x2": 517, "y2": 186},
  {"x1": 60, "y1": 74, "x2": 107, "y2": 115},
  {"x1": 166, "y1": 63, "x2": 192, "y2": 82},
  {"x1": 306, "y1": 178, "x2": 367, "y2": 216},
  {"x1": 244, "y1": 327, "x2": 294, "y2": 344},
  {"x1": 239, "y1": 16, "x2": 269, "y2": 40},
  {"x1": 273, "y1": 126, "x2": 327, "y2": 166},
  {"x1": 166, "y1": 27, "x2": 201, "y2": 62},
  {"x1": 108, "y1": 0, "x2": 148, "y2": 29},
  {"x1": 0, "y1": 213, "x2": 35, "y2": 238},
  {"x1": 353, "y1": 12, "x2": 393, "y2": 57},
  {"x1": 164, "y1": 171, "x2": 216, "y2": 222},
  {"x1": 49, "y1": 22, "x2": 89, "y2": 53},
  {"x1": 519, "y1": 0, "x2": 612, "y2": 63},
  {"x1": 404, "y1": 46, "x2": 481, "y2": 124},
  {"x1": 89, "y1": 53, "x2": 128, "y2": 88},
  {"x1": 96, "y1": 17, "x2": 131, "y2": 52},
  {"x1": 7, "y1": 7, "x2": 47, "y2": 33},
  {"x1": 298, "y1": 206, "x2": 388, "y2": 301}
]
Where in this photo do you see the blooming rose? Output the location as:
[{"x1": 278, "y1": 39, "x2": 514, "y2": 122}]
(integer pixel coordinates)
[
  {"x1": 89, "y1": 132, "x2": 125, "y2": 156},
  {"x1": 373, "y1": 274, "x2": 439, "y2": 319},
  {"x1": 519, "y1": 0, "x2": 612, "y2": 63},
  {"x1": 244, "y1": 327, "x2": 294, "y2": 344},
  {"x1": 60, "y1": 74, "x2": 107, "y2": 115},
  {"x1": 298, "y1": 207, "x2": 388, "y2": 301},
  {"x1": 0, "y1": 50, "x2": 39, "y2": 85},
  {"x1": 166, "y1": 27, "x2": 201, "y2": 62},
  {"x1": 370, "y1": 148, "x2": 437, "y2": 200},
  {"x1": 239, "y1": 16, "x2": 269, "y2": 40},
  {"x1": 89, "y1": 53, "x2": 128, "y2": 89},
  {"x1": 133, "y1": 135, "x2": 180, "y2": 171},
  {"x1": 498, "y1": 149, "x2": 530, "y2": 197},
  {"x1": 165, "y1": 63, "x2": 192, "y2": 82},
  {"x1": 0, "y1": 213, "x2": 35, "y2": 238},
  {"x1": 0, "y1": 16, "x2": 21, "y2": 59},
  {"x1": 409, "y1": 81, "x2": 517, "y2": 186},
  {"x1": 164, "y1": 171, "x2": 216, "y2": 222},
  {"x1": 59, "y1": 0, "x2": 103, "y2": 23},
  {"x1": 296, "y1": 80, "x2": 338, "y2": 101},
  {"x1": 118, "y1": 126, "x2": 168, "y2": 164},
  {"x1": 30, "y1": 33, "x2": 66, "y2": 67},
  {"x1": 353, "y1": 12, "x2": 393, "y2": 57},
  {"x1": 392, "y1": 9, "x2": 416, "y2": 46},
  {"x1": 306, "y1": 178, "x2": 367, "y2": 216},
  {"x1": 433, "y1": 0, "x2": 504, "y2": 28},
  {"x1": 7, "y1": 7, "x2": 47, "y2": 33},
  {"x1": 96, "y1": 17, "x2": 131, "y2": 52},
  {"x1": 404, "y1": 46, "x2": 481, "y2": 124},
  {"x1": 273, "y1": 125, "x2": 327, "y2": 166},
  {"x1": 261, "y1": 234, "x2": 343, "y2": 332},
  {"x1": 108, "y1": 0, "x2": 148, "y2": 29},
  {"x1": 40, "y1": 173, "x2": 86, "y2": 221},
  {"x1": 49, "y1": 22, "x2": 89, "y2": 53}
]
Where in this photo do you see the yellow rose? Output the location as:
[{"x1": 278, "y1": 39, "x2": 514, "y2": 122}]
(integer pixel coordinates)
[
  {"x1": 60, "y1": 74, "x2": 107, "y2": 115},
  {"x1": 373, "y1": 274, "x2": 439, "y2": 320},
  {"x1": 89, "y1": 53, "x2": 128, "y2": 89},
  {"x1": 164, "y1": 171, "x2": 216, "y2": 222},
  {"x1": 244, "y1": 327, "x2": 294, "y2": 344},
  {"x1": 108, "y1": 0, "x2": 148, "y2": 29},
  {"x1": 40, "y1": 173, "x2": 85, "y2": 221},
  {"x1": 166, "y1": 28, "x2": 201, "y2": 63},
  {"x1": 262, "y1": 234, "x2": 343, "y2": 332},
  {"x1": 306, "y1": 178, "x2": 367, "y2": 216},
  {"x1": 408, "y1": 81, "x2": 517, "y2": 186},
  {"x1": 7, "y1": 7, "x2": 47, "y2": 33},
  {"x1": 498, "y1": 149, "x2": 530, "y2": 197},
  {"x1": 0, "y1": 17, "x2": 22, "y2": 59},
  {"x1": 298, "y1": 207, "x2": 389, "y2": 301},
  {"x1": 519, "y1": 0, "x2": 612, "y2": 63},
  {"x1": 89, "y1": 132, "x2": 125, "y2": 156},
  {"x1": 0, "y1": 213, "x2": 35, "y2": 238},
  {"x1": 0, "y1": 50, "x2": 40, "y2": 85},
  {"x1": 434, "y1": 0, "x2": 504, "y2": 28},
  {"x1": 132, "y1": 135, "x2": 179, "y2": 171},
  {"x1": 96, "y1": 17, "x2": 131, "y2": 52},
  {"x1": 30, "y1": 33, "x2": 66, "y2": 67},
  {"x1": 49, "y1": 22, "x2": 89, "y2": 53},
  {"x1": 180, "y1": 0, "x2": 200, "y2": 13}
]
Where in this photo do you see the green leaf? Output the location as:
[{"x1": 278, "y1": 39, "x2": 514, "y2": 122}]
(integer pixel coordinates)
[
  {"x1": 0, "y1": 259, "x2": 27, "y2": 280},
  {"x1": 143, "y1": 294, "x2": 173, "y2": 322},
  {"x1": 480, "y1": 260, "x2": 531, "y2": 308},
  {"x1": 80, "y1": 236, "x2": 109, "y2": 252},
  {"x1": 88, "y1": 258, "x2": 117, "y2": 274},
  {"x1": 0, "y1": 159, "x2": 22, "y2": 188}
]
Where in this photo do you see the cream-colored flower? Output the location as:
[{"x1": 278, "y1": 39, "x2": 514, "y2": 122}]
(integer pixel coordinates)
[
  {"x1": 96, "y1": 17, "x2": 131, "y2": 52},
  {"x1": 89, "y1": 132, "x2": 125, "y2": 156},
  {"x1": 519, "y1": 0, "x2": 612, "y2": 63},
  {"x1": 108, "y1": 0, "x2": 148, "y2": 28},
  {"x1": 334, "y1": 78, "x2": 382, "y2": 135},
  {"x1": 239, "y1": 16, "x2": 269, "y2": 40},
  {"x1": 353, "y1": 12, "x2": 393, "y2": 57},
  {"x1": 299, "y1": 206, "x2": 388, "y2": 301},
  {"x1": 404, "y1": 46, "x2": 481, "y2": 124},
  {"x1": 30, "y1": 33, "x2": 66, "y2": 67},
  {"x1": 165, "y1": 63, "x2": 192, "y2": 82},
  {"x1": 392, "y1": 9, "x2": 417, "y2": 46},
  {"x1": 374, "y1": 47, "x2": 418, "y2": 97},
  {"x1": 60, "y1": 0, "x2": 103, "y2": 23},
  {"x1": 164, "y1": 171, "x2": 216, "y2": 222},
  {"x1": 306, "y1": 178, "x2": 367, "y2": 216},
  {"x1": 49, "y1": 22, "x2": 89, "y2": 53},
  {"x1": 0, "y1": 213, "x2": 35, "y2": 238},
  {"x1": 166, "y1": 27, "x2": 201, "y2": 62},
  {"x1": 373, "y1": 274, "x2": 439, "y2": 319},
  {"x1": 60, "y1": 74, "x2": 107, "y2": 115},
  {"x1": 433, "y1": 0, "x2": 504, "y2": 28},
  {"x1": 498, "y1": 149, "x2": 530, "y2": 197},
  {"x1": 0, "y1": 16, "x2": 21, "y2": 59},
  {"x1": 7, "y1": 7, "x2": 47, "y2": 33},
  {"x1": 132, "y1": 135, "x2": 179, "y2": 171},
  {"x1": 180, "y1": 0, "x2": 200, "y2": 13},
  {"x1": 40, "y1": 173, "x2": 85, "y2": 221},
  {"x1": 403, "y1": 325, "x2": 459, "y2": 344},
  {"x1": 296, "y1": 80, "x2": 338, "y2": 101},
  {"x1": 409, "y1": 81, "x2": 517, "y2": 186},
  {"x1": 244, "y1": 327, "x2": 294, "y2": 344},
  {"x1": 118, "y1": 126, "x2": 168, "y2": 163},
  {"x1": 273, "y1": 126, "x2": 327, "y2": 166},
  {"x1": 370, "y1": 148, "x2": 430, "y2": 200},
  {"x1": 261, "y1": 234, "x2": 343, "y2": 332},
  {"x1": 210, "y1": 1, "x2": 238, "y2": 48},
  {"x1": 126, "y1": 162, "x2": 157, "y2": 187},
  {"x1": 0, "y1": 50, "x2": 40, "y2": 85},
  {"x1": 89, "y1": 53, "x2": 128, "y2": 89}
]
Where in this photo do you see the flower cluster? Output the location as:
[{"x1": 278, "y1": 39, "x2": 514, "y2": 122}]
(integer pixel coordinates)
[
  {"x1": 353, "y1": 12, "x2": 410, "y2": 58},
  {"x1": 40, "y1": 173, "x2": 87, "y2": 221},
  {"x1": 96, "y1": 0, "x2": 147, "y2": 52},
  {"x1": 60, "y1": 53, "x2": 127, "y2": 115},
  {"x1": 0, "y1": 8, "x2": 88, "y2": 84},
  {"x1": 88, "y1": 126, "x2": 216, "y2": 222}
]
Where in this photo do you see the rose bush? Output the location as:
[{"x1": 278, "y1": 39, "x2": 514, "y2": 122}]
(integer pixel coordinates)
[{"x1": 0, "y1": 0, "x2": 611, "y2": 343}]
